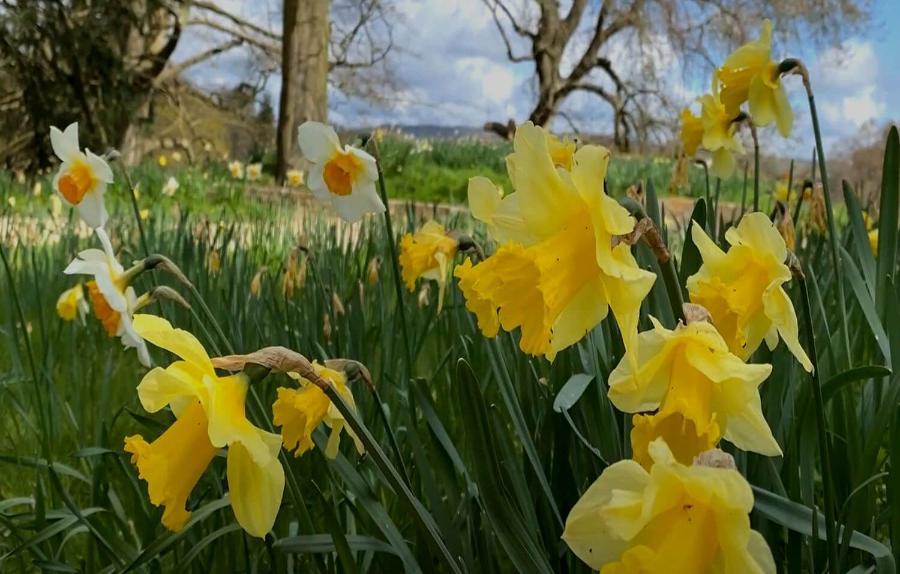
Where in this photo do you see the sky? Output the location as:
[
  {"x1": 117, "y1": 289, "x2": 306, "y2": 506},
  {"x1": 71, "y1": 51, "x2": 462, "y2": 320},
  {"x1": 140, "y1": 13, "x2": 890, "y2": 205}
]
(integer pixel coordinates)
[{"x1": 177, "y1": 0, "x2": 900, "y2": 155}]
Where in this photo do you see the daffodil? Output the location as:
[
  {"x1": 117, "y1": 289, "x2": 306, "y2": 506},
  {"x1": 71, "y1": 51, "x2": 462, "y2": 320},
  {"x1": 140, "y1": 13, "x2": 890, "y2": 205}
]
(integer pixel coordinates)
[
  {"x1": 228, "y1": 161, "x2": 244, "y2": 179},
  {"x1": 64, "y1": 231, "x2": 150, "y2": 366},
  {"x1": 162, "y1": 176, "x2": 179, "y2": 197},
  {"x1": 456, "y1": 122, "x2": 656, "y2": 361},
  {"x1": 124, "y1": 315, "x2": 284, "y2": 537},
  {"x1": 773, "y1": 181, "x2": 789, "y2": 203},
  {"x1": 56, "y1": 284, "x2": 87, "y2": 321},
  {"x1": 247, "y1": 163, "x2": 262, "y2": 181},
  {"x1": 687, "y1": 212, "x2": 812, "y2": 371},
  {"x1": 286, "y1": 169, "x2": 304, "y2": 187},
  {"x1": 158, "y1": 155, "x2": 168, "y2": 167},
  {"x1": 297, "y1": 122, "x2": 385, "y2": 223},
  {"x1": 208, "y1": 250, "x2": 221, "y2": 274},
  {"x1": 700, "y1": 85, "x2": 744, "y2": 179},
  {"x1": 680, "y1": 108, "x2": 703, "y2": 156},
  {"x1": 563, "y1": 439, "x2": 775, "y2": 573},
  {"x1": 869, "y1": 229, "x2": 879, "y2": 255},
  {"x1": 608, "y1": 317, "x2": 780, "y2": 468},
  {"x1": 718, "y1": 20, "x2": 792, "y2": 137},
  {"x1": 399, "y1": 221, "x2": 458, "y2": 313},
  {"x1": 272, "y1": 362, "x2": 363, "y2": 459},
  {"x1": 50, "y1": 123, "x2": 113, "y2": 228}
]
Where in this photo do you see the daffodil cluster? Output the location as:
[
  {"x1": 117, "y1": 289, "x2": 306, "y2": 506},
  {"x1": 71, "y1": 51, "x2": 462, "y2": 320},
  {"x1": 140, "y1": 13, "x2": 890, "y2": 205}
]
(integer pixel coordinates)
[{"x1": 679, "y1": 20, "x2": 793, "y2": 178}]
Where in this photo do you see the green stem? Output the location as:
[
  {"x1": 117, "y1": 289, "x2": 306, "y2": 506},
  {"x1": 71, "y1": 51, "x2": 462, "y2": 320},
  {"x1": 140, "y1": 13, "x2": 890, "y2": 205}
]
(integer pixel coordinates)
[
  {"x1": 740, "y1": 162, "x2": 749, "y2": 218},
  {"x1": 118, "y1": 165, "x2": 150, "y2": 257},
  {"x1": 797, "y1": 268, "x2": 841, "y2": 572},
  {"x1": 794, "y1": 63, "x2": 852, "y2": 365},
  {"x1": 750, "y1": 121, "x2": 760, "y2": 212}
]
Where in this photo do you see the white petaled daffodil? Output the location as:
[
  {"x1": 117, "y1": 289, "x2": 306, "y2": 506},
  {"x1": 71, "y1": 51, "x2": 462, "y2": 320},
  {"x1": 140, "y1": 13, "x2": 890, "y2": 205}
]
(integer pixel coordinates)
[
  {"x1": 297, "y1": 121, "x2": 385, "y2": 223},
  {"x1": 63, "y1": 230, "x2": 150, "y2": 366},
  {"x1": 162, "y1": 176, "x2": 179, "y2": 197},
  {"x1": 50, "y1": 122, "x2": 114, "y2": 228}
]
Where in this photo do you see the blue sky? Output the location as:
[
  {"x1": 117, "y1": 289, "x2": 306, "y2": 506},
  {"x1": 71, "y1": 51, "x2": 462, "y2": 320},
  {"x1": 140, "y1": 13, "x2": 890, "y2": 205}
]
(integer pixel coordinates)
[{"x1": 178, "y1": 0, "x2": 899, "y2": 154}]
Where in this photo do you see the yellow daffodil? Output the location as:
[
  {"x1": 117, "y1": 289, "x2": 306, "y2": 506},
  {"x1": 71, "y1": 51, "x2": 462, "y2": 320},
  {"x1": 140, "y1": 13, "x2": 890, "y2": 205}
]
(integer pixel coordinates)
[
  {"x1": 399, "y1": 221, "x2": 458, "y2": 313},
  {"x1": 700, "y1": 85, "x2": 744, "y2": 179},
  {"x1": 563, "y1": 438, "x2": 775, "y2": 573},
  {"x1": 158, "y1": 155, "x2": 168, "y2": 167},
  {"x1": 162, "y1": 176, "x2": 179, "y2": 197},
  {"x1": 869, "y1": 229, "x2": 879, "y2": 255},
  {"x1": 286, "y1": 169, "x2": 304, "y2": 187},
  {"x1": 366, "y1": 256, "x2": 381, "y2": 286},
  {"x1": 139, "y1": 208, "x2": 150, "y2": 221},
  {"x1": 718, "y1": 20, "x2": 792, "y2": 137},
  {"x1": 228, "y1": 161, "x2": 244, "y2": 179},
  {"x1": 773, "y1": 181, "x2": 789, "y2": 203},
  {"x1": 297, "y1": 122, "x2": 385, "y2": 223},
  {"x1": 56, "y1": 284, "x2": 87, "y2": 321},
  {"x1": 272, "y1": 362, "x2": 363, "y2": 459},
  {"x1": 64, "y1": 230, "x2": 150, "y2": 366},
  {"x1": 680, "y1": 108, "x2": 703, "y2": 156},
  {"x1": 124, "y1": 315, "x2": 284, "y2": 537},
  {"x1": 247, "y1": 163, "x2": 262, "y2": 181},
  {"x1": 456, "y1": 122, "x2": 655, "y2": 361},
  {"x1": 608, "y1": 317, "x2": 780, "y2": 468},
  {"x1": 50, "y1": 123, "x2": 113, "y2": 228},
  {"x1": 688, "y1": 212, "x2": 812, "y2": 371},
  {"x1": 208, "y1": 250, "x2": 221, "y2": 274}
]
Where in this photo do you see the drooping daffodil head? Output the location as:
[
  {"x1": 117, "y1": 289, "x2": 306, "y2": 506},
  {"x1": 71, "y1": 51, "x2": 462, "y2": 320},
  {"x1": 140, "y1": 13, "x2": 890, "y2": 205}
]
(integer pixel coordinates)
[
  {"x1": 63, "y1": 230, "x2": 150, "y2": 367},
  {"x1": 50, "y1": 123, "x2": 113, "y2": 229},
  {"x1": 717, "y1": 19, "x2": 793, "y2": 137},
  {"x1": 608, "y1": 317, "x2": 780, "y2": 468},
  {"x1": 123, "y1": 315, "x2": 285, "y2": 537},
  {"x1": 399, "y1": 221, "x2": 459, "y2": 313},
  {"x1": 297, "y1": 122, "x2": 385, "y2": 223},
  {"x1": 687, "y1": 212, "x2": 812, "y2": 371},
  {"x1": 562, "y1": 439, "x2": 776, "y2": 574},
  {"x1": 680, "y1": 107, "x2": 704, "y2": 157},
  {"x1": 456, "y1": 122, "x2": 656, "y2": 361},
  {"x1": 56, "y1": 283, "x2": 88, "y2": 321},
  {"x1": 700, "y1": 85, "x2": 744, "y2": 179},
  {"x1": 272, "y1": 362, "x2": 363, "y2": 459}
]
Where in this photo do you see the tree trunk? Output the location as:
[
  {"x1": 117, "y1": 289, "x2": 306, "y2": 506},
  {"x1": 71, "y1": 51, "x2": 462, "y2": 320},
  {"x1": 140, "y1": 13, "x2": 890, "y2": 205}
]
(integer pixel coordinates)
[{"x1": 276, "y1": 0, "x2": 330, "y2": 182}]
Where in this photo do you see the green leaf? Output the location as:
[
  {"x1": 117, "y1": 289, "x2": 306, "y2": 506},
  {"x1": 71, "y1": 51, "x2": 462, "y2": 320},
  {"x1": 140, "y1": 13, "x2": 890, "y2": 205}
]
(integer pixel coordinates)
[
  {"x1": 274, "y1": 534, "x2": 399, "y2": 555},
  {"x1": 843, "y1": 181, "x2": 876, "y2": 296},
  {"x1": 679, "y1": 198, "x2": 707, "y2": 287},
  {"x1": 840, "y1": 246, "x2": 891, "y2": 364},
  {"x1": 822, "y1": 365, "x2": 892, "y2": 403},
  {"x1": 552, "y1": 374, "x2": 594, "y2": 413},
  {"x1": 877, "y1": 126, "x2": 899, "y2": 321},
  {"x1": 753, "y1": 486, "x2": 895, "y2": 573}
]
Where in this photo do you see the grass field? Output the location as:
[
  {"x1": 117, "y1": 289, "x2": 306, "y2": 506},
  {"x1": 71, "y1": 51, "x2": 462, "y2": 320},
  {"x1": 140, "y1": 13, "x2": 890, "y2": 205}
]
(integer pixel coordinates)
[{"x1": 0, "y1": 121, "x2": 897, "y2": 574}]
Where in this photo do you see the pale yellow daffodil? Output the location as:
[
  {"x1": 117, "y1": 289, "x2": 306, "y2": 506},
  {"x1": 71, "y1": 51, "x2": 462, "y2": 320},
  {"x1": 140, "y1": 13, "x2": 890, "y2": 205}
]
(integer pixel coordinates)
[
  {"x1": 272, "y1": 362, "x2": 363, "y2": 459},
  {"x1": 56, "y1": 284, "x2": 87, "y2": 321},
  {"x1": 247, "y1": 163, "x2": 262, "y2": 181},
  {"x1": 456, "y1": 122, "x2": 655, "y2": 361},
  {"x1": 608, "y1": 317, "x2": 780, "y2": 467},
  {"x1": 687, "y1": 212, "x2": 812, "y2": 371},
  {"x1": 399, "y1": 221, "x2": 458, "y2": 313},
  {"x1": 228, "y1": 161, "x2": 244, "y2": 179},
  {"x1": 700, "y1": 84, "x2": 744, "y2": 179},
  {"x1": 50, "y1": 123, "x2": 113, "y2": 229},
  {"x1": 718, "y1": 20, "x2": 793, "y2": 137},
  {"x1": 680, "y1": 108, "x2": 703, "y2": 156},
  {"x1": 124, "y1": 315, "x2": 284, "y2": 537},
  {"x1": 161, "y1": 176, "x2": 179, "y2": 197},
  {"x1": 563, "y1": 439, "x2": 776, "y2": 573},
  {"x1": 297, "y1": 122, "x2": 385, "y2": 223},
  {"x1": 286, "y1": 169, "x2": 304, "y2": 187}
]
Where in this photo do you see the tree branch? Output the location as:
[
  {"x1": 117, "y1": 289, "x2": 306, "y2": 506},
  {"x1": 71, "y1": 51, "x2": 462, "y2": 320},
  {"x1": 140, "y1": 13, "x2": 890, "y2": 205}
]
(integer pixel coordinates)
[
  {"x1": 191, "y1": 0, "x2": 281, "y2": 41},
  {"x1": 155, "y1": 37, "x2": 244, "y2": 85}
]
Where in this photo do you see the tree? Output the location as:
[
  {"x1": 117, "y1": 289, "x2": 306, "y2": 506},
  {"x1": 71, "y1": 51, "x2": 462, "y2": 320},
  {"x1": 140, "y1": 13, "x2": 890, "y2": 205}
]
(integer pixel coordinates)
[{"x1": 482, "y1": 0, "x2": 868, "y2": 150}]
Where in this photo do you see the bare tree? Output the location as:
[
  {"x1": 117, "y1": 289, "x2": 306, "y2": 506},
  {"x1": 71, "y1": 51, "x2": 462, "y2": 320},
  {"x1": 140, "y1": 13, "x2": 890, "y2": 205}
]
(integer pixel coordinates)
[{"x1": 482, "y1": 0, "x2": 868, "y2": 150}]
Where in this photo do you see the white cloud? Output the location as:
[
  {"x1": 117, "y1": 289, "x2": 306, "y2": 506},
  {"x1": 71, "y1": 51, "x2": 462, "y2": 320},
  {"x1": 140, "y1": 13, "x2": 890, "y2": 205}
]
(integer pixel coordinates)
[
  {"x1": 816, "y1": 40, "x2": 878, "y2": 89},
  {"x1": 822, "y1": 85, "x2": 886, "y2": 128}
]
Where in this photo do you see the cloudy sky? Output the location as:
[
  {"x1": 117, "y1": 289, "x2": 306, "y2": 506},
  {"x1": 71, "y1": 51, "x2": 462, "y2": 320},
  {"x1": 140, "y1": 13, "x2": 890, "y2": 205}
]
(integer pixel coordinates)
[{"x1": 178, "y1": 0, "x2": 900, "y2": 155}]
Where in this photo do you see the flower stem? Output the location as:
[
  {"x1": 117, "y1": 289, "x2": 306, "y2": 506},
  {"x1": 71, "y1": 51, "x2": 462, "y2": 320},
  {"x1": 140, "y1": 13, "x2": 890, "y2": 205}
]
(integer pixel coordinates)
[
  {"x1": 117, "y1": 164, "x2": 149, "y2": 257},
  {"x1": 789, "y1": 61, "x2": 852, "y2": 364},
  {"x1": 750, "y1": 120, "x2": 760, "y2": 212}
]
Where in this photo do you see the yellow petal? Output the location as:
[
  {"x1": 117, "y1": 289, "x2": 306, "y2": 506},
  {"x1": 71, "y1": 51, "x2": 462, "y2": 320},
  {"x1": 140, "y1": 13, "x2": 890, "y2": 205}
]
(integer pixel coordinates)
[
  {"x1": 608, "y1": 318, "x2": 673, "y2": 412},
  {"x1": 549, "y1": 275, "x2": 609, "y2": 360},
  {"x1": 725, "y1": 213, "x2": 788, "y2": 269},
  {"x1": 227, "y1": 441, "x2": 285, "y2": 538},
  {"x1": 468, "y1": 176, "x2": 502, "y2": 224},
  {"x1": 764, "y1": 286, "x2": 813, "y2": 372},
  {"x1": 136, "y1": 362, "x2": 205, "y2": 413},
  {"x1": 132, "y1": 314, "x2": 214, "y2": 375},
  {"x1": 772, "y1": 82, "x2": 793, "y2": 138},
  {"x1": 205, "y1": 373, "x2": 279, "y2": 463}
]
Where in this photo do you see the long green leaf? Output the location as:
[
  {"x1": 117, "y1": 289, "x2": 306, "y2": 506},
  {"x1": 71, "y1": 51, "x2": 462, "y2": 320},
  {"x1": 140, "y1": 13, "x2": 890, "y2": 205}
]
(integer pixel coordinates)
[{"x1": 877, "y1": 126, "x2": 899, "y2": 320}]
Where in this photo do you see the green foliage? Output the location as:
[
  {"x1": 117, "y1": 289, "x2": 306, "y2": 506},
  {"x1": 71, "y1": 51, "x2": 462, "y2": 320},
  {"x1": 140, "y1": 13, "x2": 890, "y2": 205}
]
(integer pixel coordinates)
[{"x1": 0, "y1": 128, "x2": 896, "y2": 572}]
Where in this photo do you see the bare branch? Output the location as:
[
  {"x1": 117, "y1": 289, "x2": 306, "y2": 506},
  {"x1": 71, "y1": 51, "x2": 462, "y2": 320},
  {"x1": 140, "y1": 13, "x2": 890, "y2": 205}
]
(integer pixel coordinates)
[
  {"x1": 186, "y1": 17, "x2": 279, "y2": 55},
  {"x1": 485, "y1": 0, "x2": 532, "y2": 62},
  {"x1": 155, "y1": 37, "x2": 244, "y2": 85},
  {"x1": 191, "y1": 0, "x2": 281, "y2": 41}
]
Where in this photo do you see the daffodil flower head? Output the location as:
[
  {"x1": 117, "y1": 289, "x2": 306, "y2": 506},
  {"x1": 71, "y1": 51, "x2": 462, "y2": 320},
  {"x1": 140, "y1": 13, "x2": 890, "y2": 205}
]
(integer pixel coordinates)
[
  {"x1": 562, "y1": 439, "x2": 776, "y2": 573},
  {"x1": 700, "y1": 82, "x2": 744, "y2": 179},
  {"x1": 456, "y1": 122, "x2": 656, "y2": 361},
  {"x1": 609, "y1": 316, "x2": 780, "y2": 467},
  {"x1": 679, "y1": 107, "x2": 703, "y2": 156},
  {"x1": 228, "y1": 161, "x2": 244, "y2": 179},
  {"x1": 297, "y1": 122, "x2": 385, "y2": 223},
  {"x1": 162, "y1": 176, "x2": 179, "y2": 197},
  {"x1": 247, "y1": 163, "x2": 262, "y2": 181},
  {"x1": 56, "y1": 283, "x2": 88, "y2": 321},
  {"x1": 50, "y1": 123, "x2": 113, "y2": 229},
  {"x1": 718, "y1": 19, "x2": 792, "y2": 137},
  {"x1": 272, "y1": 362, "x2": 363, "y2": 459},
  {"x1": 64, "y1": 230, "x2": 150, "y2": 367},
  {"x1": 399, "y1": 221, "x2": 458, "y2": 313},
  {"x1": 286, "y1": 169, "x2": 304, "y2": 187},
  {"x1": 687, "y1": 212, "x2": 812, "y2": 371},
  {"x1": 123, "y1": 315, "x2": 285, "y2": 537},
  {"x1": 869, "y1": 228, "x2": 879, "y2": 255}
]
